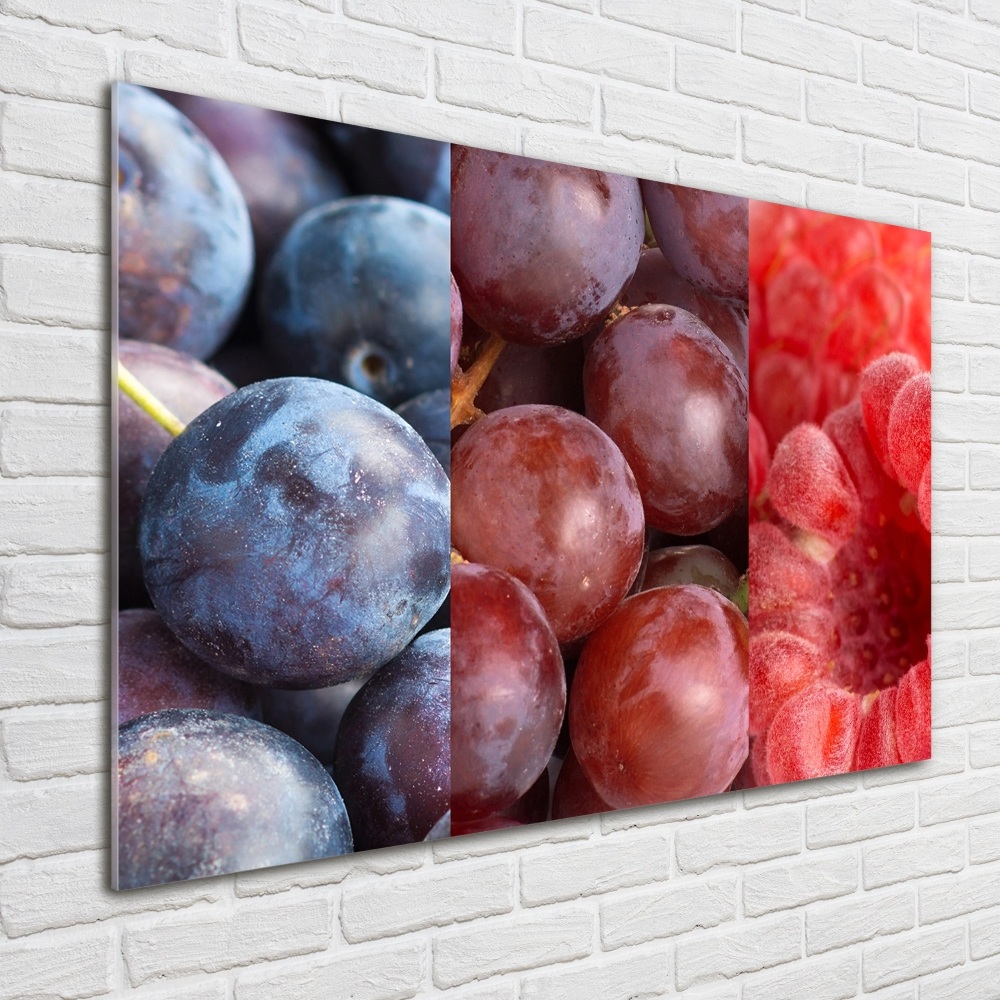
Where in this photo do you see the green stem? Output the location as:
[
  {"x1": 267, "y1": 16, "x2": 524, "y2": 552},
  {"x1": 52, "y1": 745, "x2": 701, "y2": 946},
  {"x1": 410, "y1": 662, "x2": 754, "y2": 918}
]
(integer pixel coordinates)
[
  {"x1": 118, "y1": 360, "x2": 186, "y2": 438},
  {"x1": 730, "y1": 573, "x2": 749, "y2": 619}
]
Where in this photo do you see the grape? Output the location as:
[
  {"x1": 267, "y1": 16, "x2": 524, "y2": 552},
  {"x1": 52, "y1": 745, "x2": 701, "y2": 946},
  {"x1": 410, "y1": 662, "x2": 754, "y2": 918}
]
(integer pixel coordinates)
[
  {"x1": 139, "y1": 378, "x2": 450, "y2": 687},
  {"x1": 451, "y1": 562, "x2": 565, "y2": 821},
  {"x1": 569, "y1": 586, "x2": 749, "y2": 809},
  {"x1": 551, "y1": 749, "x2": 611, "y2": 820},
  {"x1": 333, "y1": 630, "x2": 450, "y2": 850},
  {"x1": 584, "y1": 305, "x2": 748, "y2": 536},
  {"x1": 640, "y1": 182, "x2": 748, "y2": 300},
  {"x1": 642, "y1": 545, "x2": 740, "y2": 597},
  {"x1": 117, "y1": 709, "x2": 352, "y2": 888},
  {"x1": 451, "y1": 405, "x2": 645, "y2": 643},
  {"x1": 451, "y1": 146, "x2": 644, "y2": 346}
]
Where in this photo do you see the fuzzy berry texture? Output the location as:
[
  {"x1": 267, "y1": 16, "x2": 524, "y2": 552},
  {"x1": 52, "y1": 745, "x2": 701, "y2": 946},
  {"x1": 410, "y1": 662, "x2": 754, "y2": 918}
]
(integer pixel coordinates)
[{"x1": 746, "y1": 205, "x2": 931, "y2": 787}]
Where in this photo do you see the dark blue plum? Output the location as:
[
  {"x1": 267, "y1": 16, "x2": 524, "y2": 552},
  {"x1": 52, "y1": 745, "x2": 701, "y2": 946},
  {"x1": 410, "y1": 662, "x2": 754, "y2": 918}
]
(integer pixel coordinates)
[
  {"x1": 395, "y1": 388, "x2": 450, "y2": 476},
  {"x1": 259, "y1": 197, "x2": 450, "y2": 407},
  {"x1": 326, "y1": 124, "x2": 449, "y2": 214},
  {"x1": 333, "y1": 630, "x2": 450, "y2": 850},
  {"x1": 116, "y1": 709, "x2": 352, "y2": 888},
  {"x1": 116, "y1": 84, "x2": 254, "y2": 359},
  {"x1": 139, "y1": 377, "x2": 450, "y2": 688}
]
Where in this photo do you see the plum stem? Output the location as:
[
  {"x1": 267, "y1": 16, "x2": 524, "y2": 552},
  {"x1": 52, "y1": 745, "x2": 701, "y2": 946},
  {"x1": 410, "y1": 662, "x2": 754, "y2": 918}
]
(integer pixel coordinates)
[
  {"x1": 118, "y1": 360, "x2": 186, "y2": 437},
  {"x1": 450, "y1": 332, "x2": 506, "y2": 429}
]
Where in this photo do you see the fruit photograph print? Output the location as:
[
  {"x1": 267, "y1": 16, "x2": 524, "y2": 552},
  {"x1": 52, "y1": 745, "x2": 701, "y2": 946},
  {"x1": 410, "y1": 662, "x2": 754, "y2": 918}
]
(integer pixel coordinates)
[
  {"x1": 113, "y1": 84, "x2": 451, "y2": 889},
  {"x1": 112, "y1": 84, "x2": 931, "y2": 890}
]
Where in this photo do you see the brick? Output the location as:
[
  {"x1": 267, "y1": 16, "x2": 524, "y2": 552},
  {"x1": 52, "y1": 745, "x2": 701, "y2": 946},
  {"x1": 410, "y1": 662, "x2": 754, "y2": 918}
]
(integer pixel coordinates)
[
  {"x1": 432, "y1": 817, "x2": 587, "y2": 861},
  {"x1": 0, "y1": 174, "x2": 105, "y2": 252},
  {"x1": 936, "y1": 583, "x2": 1000, "y2": 628},
  {"x1": 0, "y1": 100, "x2": 107, "y2": 184},
  {"x1": 971, "y1": 909, "x2": 1000, "y2": 958},
  {"x1": 921, "y1": 107, "x2": 1000, "y2": 168},
  {"x1": 437, "y1": 49, "x2": 593, "y2": 125},
  {"x1": 599, "y1": 789, "x2": 738, "y2": 833},
  {"x1": 919, "y1": 12, "x2": 1000, "y2": 76},
  {"x1": 675, "y1": 913, "x2": 802, "y2": 991},
  {"x1": 676, "y1": 808, "x2": 801, "y2": 873},
  {"x1": 341, "y1": 859, "x2": 514, "y2": 942},
  {"x1": 742, "y1": 9, "x2": 857, "y2": 81},
  {"x1": 971, "y1": 447, "x2": 1000, "y2": 488},
  {"x1": 124, "y1": 897, "x2": 332, "y2": 986},
  {"x1": 969, "y1": 724, "x2": 1000, "y2": 767},
  {"x1": 603, "y1": 87, "x2": 737, "y2": 155},
  {"x1": 920, "y1": 868, "x2": 1000, "y2": 924},
  {"x1": 239, "y1": 6, "x2": 427, "y2": 97},
  {"x1": 0, "y1": 626, "x2": 104, "y2": 708},
  {"x1": 234, "y1": 848, "x2": 424, "y2": 897},
  {"x1": 0, "y1": 248, "x2": 106, "y2": 329},
  {"x1": 128, "y1": 984, "x2": 228, "y2": 1000},
  {"x1": 743, "y1": 772, "x2": 857, "y2": 809},
  {"x1": 742, "y1": 952, "x2": 859, "y2": 1000},
  {"x1": 124, "y1": 51, "x2": 330, "y2": 120},
  {"x1": 921, "y1": 961, "x2": 1000, "y2": 1000},
  {"x1": 601, "y1": 0, "x2": 738, "y2": 49},
  {"x1": 676, "y1": 46, "x2": 801, "y2": 119},
  {"x1": 1, "y1": 701, "x2": 105, "y2": 779},
  {"x1": 0, "y1": 927, "x2": 113, "y2": 1000},
  {"x1": 744, "y1": 117, "x2": 858, "y2": 182},
  {"x1": 934, "y1": 537, "x2": 966, "y2": 583},
  {"x1": 932, "y1": 300, "x2": 1000, "y2": 349},
  {"x1": 806, "y1": 79, "x2": 915, "y2": 145},
  {"x1": 0, "y1": 404, "x2": 105, "y2": 476},
  {"x1": 937, "y1": 398, "x2": 1000, "y2": 447},
  {"x1": 933, "y1": 444, "x2": 966, "y2": 491},
  {"x1": 345, "y1": 0, "x2": 516, "y2": 53},
  {"x1": 600, "y1": 873, "x2": 736, "y2": 949},
  {"x1": 342, "y1": 92, "x2": 516, "y2": 153},
  {"x1": 971, "y1": 0, "x2": 1000, "y2": 24},
  {"x1": 4, "y1": 0, "x2": 226, "y2": 55},
  {"x1": 0, "y1": 24, "x2": 112, "y2": 106},
  {"x1": 971, "y1": 258, "x2": 1000, "y2": 304},
  {"x1": 807, "y1": 790, "x2": 914, "y2": 848},
  {"x1": 806, "y1": 885, "x2": 914, "y2": 955},
  {"x1": 934, "y1": 343, "x2": 967, "y2": 392},
  {"x1": 804, "y1": 182, "x2": 914, "y2": 229},
  {"x1": 0, "y1": 849, "x2": 221, "y2": 938},
  {"x1": 935, "y1": 675, "x2": 1000, "y2": 725},
  {"x1": 0, "y1": 481, "x2": 104, "y2": 556},
  {"x1": 433, "y1": 909, "x2": 593, "y2": 988},
  {"x1": 234, "y1": 942, "x2": 425, "y2": 1000},
  {"x1": 522, "y1": 126, "x2": 672, "y2": 183},
  {"x1": 520, "y1": 947, "x2": 671, "y2": 1000},
  {"x1": 0, "y1": 774, "x2": 101, "y2": 863},
  {"x1": 520, "y1": 832, "x2": 670, "y2": 906},
  {"x1": 743, "y1": 849, "x2": 858, "y2": 917},
  {"x1": 676, "y1": 156, "x2": 802, "y2": 205},
  {"x1": 807, "y1": 0, "x2": 914, "y2": 47},
  {"x1": 970, "y1": 165, "x2": 1000, "y2": 212},
  {"x1": 970, "y1": 543, "x2": 1000, "y2": 585},
  {"x1": 0, "y1": 555, "x2": 106, "y2": 628},
  {"x1": 970, "y1": 631, "x2": 1000, "y2": 673},
  {"x1": 747, "y1": 0, "x2": 801, "y2": 11},
  {"x1": 863, "y1": 143, "x2": 963, "y2": 203},
  {"x1": 971, "y1": 72, "x2": 1000, "y2": 121},
  {"x1": 524, "y1": 7, "x2": 672, "y2": 90},
  {"x1": 862, "y1": 43, "x2": 966, "y2": 110},
  {"x1": 921, "y1": 203, "x2": 1000, "y2": 258},
  {"x1": 0, "y1": 325, "x2": 105, "y2": 403},
  {"x1": 862, "y1": 924, "x2": 965, "y2": 991},
  {"x1": 863, "y1": 828, "x2": 965, "y2": 889},
  {"x1": 921, "y1": 773, "x2": 1000, "y2": 825},
  {"x1": 932, "y1": 251, "x2": 967, "y2": 301}
]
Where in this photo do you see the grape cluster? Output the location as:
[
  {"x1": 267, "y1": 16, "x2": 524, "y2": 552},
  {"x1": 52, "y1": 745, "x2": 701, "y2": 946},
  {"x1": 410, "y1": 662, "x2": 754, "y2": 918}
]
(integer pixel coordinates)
[
  {"x1": 450, "y1": 147, "x2": 751, "y2": 828},
  {"x1": 115, "y1": 84, "x2": 452, "y2": 888}
]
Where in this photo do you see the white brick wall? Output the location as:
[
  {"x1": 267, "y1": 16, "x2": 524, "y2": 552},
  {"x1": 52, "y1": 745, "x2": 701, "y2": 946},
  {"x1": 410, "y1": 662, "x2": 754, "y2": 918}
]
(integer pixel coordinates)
[{"x1": 0, "y1": 2, "x2": 997, "y2": 998}]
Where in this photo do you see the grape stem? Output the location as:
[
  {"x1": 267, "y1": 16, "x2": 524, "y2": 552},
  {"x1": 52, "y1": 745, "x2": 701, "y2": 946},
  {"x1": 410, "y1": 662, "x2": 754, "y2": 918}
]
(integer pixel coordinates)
[
  {"x1": 730, "y1": 573, "x2": 749, "y2": 618},
  {"x1": 118, "y1": 360, "x2": 186, "y2": 437},
  {"x1": 450, "y1": 332, "x2": 506, "y2": 429}
]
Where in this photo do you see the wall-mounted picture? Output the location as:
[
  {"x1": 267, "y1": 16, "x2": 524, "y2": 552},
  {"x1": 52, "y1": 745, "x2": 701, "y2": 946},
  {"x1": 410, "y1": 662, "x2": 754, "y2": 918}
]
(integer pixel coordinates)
[{"x1": 113, "y1": 83, "x2": 931, "y2": 889}]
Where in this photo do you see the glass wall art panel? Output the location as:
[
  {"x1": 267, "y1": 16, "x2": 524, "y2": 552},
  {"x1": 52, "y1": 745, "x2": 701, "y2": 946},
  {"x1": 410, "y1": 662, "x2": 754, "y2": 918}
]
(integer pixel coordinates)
[{"x1": 112, "y1": 83, "x2": 931, "y2": 889}]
